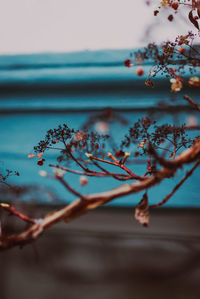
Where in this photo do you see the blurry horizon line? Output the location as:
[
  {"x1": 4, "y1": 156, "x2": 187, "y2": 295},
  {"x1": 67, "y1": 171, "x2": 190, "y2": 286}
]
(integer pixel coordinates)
[{"x1": 0, "y1": 46, "x2": 143, "y2": 56}]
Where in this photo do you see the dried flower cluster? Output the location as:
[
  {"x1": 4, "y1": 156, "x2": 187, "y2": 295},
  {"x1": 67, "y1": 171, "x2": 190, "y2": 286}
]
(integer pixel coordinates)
[{"x1": 131, "y1": 33, "x2": 200, "y2": 90}]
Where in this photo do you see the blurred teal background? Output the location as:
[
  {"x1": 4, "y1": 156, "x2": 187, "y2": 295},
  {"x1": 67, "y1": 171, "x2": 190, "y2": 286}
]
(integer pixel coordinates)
[{"x1": 0, "y1": 49, "x2": 200, "y2": 207}]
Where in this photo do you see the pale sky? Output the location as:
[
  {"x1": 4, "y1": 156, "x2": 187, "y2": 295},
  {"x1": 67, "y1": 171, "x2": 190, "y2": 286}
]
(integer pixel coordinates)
[{"x1": 0, "y1": 0, "x2": 194, "y2": 54}]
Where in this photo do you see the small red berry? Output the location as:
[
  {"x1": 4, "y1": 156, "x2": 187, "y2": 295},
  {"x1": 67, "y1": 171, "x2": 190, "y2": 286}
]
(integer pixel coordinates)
[
  {"x1": 37, "y1": 160, "x2": 44, "y2": 166},
  {"x1": 168, "y1": 14, "x2": 173, "y2": 21},
  {"x1": 154, "y1": 10, "x2": 159, "y2": 16},
  {"x1": 171, "y1": 2, "x2": 178, "y2": 10},
  {"x1": 124, "y1": 59, "x2": 132, "y2": 67},
  {"x1": 136, "y1": 68, "x2": 144, "y2": 76}
]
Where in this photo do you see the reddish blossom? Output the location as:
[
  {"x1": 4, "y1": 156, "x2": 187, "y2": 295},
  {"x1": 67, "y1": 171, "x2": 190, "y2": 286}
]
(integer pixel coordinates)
[
  {"x1": 124, "y1": 59, "x2": 132, "y2": 67},
  {"x1": 136, "y1": 68, "x2": 144, "y2": 76}
]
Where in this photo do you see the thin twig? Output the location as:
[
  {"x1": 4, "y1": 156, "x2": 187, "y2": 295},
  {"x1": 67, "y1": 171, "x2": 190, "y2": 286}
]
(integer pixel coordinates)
[
  {"x1": 49, "y1": 164, "x2": 134, "y2": 179},
  {"x1": 55, "y1": 175, "x2": 85, "y2": 200},
  {"x1": 0, "y1": 204, "x2": 36, "y2": 224},
  {"x1": 184, "y1": 95, "x2": 200, "y2": 112},
  {"x1": 150, "y1": 160, "x2": 200, "y2": 208},
  {"x1": 91, "y1": 160, "x2": 131, "y2": 181},
  {"x1": 90, "y1": 155, "x2": 144, "y2": 179}
]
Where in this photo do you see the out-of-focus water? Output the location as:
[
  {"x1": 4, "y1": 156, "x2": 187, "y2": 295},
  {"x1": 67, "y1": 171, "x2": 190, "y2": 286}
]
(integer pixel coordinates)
[{"x1": 0, "y1": 50, "x2": 200, "y2": 207}]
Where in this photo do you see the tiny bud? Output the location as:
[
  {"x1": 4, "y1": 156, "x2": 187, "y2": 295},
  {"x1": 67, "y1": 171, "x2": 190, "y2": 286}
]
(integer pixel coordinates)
[
  {"x1": 85, "y1": 153, "x2": 93, "y2": 158},
  {"x1": 0, "y1": 203, "x2": 10, "y2": 208},
  {"x1": 178, "y1": 47, "x2": 185, "y2": 55},
  {"x1": 188, "y1": 76, "x2": 200, "y2": 87},
  {"x1": 52, "y1": 168, "x2": 65, "y2": 177},
  {"x1": 107, "y1": 152, "x2": 112, "y2": 157},
  {"x1": 154, "y1": 10, "x2": 159, "y2": 16},
  {"x1": 168, "y1": 14, "x2": 173, "y2": 22},
  {"x1": 136, "y1": 68, "x2": 144, "y2": 76},
  {"x1": 170, "y1": 78, "x2": 183, "y2": 92},
  {"x1": 80, "y1": 175, "x2": 88, "y2": 186},
  {"x1": 170, "y1": 78, "x2": 176, "y2": 83},
  {"x1": 145, "y1": 80, "x2": 154, "y2": 88},
  {"x1": 171, "y1": 2, "x2": 178, "y2": 10},
  {"x1": 39, "y1": 170, "x2": 48, "y2": 177},
  {"x1": 37, "y1": 153, "x2": 44, "y2": 158},
  {"x1": 28, "y1": 153, "x2": 35, "y2": 159},
  {"x1": 137, "y1": 139, "x2": 147, "y2": 149},
  {"x1": 125, "y1": 152, "x2": 130, "y2": 157}
]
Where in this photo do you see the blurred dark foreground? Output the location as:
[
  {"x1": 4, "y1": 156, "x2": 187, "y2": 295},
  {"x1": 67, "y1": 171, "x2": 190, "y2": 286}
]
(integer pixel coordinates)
[{"x1": 0, "y1": 207, "x2": 200, "y2": 299}]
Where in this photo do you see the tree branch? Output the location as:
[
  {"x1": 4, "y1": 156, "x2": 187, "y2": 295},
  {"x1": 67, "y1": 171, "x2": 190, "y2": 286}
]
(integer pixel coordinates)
[{"x1": 1, "y1": 140, "x2": 200, "y2": 250}]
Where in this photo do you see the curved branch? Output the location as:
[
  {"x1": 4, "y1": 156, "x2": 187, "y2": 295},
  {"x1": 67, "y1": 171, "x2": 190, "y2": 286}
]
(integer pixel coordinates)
[{"x1": 1, "y1": 140, "x2": 200, "y2": 250}]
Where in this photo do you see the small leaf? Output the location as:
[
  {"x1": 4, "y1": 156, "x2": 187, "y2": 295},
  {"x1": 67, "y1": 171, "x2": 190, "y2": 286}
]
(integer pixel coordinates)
[
  {"x1": 135, "y1": 192, "x2": 149, "y2": 227},
  {"x1": 189, "y1": 10, "x2": 199, "y2": 30}
]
